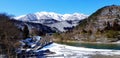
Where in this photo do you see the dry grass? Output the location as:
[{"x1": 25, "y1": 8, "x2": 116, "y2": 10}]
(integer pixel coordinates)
[{"x1": 90, "y1": 55, "x2": 120, "y2": 58}]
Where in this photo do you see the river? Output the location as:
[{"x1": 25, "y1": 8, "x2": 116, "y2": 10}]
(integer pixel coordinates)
[{"x1": 59, "y1": 42, "x2": 120, "y2": 50}]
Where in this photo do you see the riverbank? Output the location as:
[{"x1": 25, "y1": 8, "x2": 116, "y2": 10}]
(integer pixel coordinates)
[
  {"x1": 54, "y1": 39, "x2": 120, "y2": 44},
  {"x1": 43, "y1": 43, "x2": 120, "y2": 58},
  {"x1": 90, "y1": 55, "x2": 120, "y2": 58}
]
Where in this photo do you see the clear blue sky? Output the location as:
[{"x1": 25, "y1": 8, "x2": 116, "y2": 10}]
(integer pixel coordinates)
[{"x1": 0, "y1": 0, "x2": 120, "y2": 16}]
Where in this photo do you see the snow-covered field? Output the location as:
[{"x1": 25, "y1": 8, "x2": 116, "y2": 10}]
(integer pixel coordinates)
[{"x1": 39, "y1": 43, "x2": 120, "y2": 58}]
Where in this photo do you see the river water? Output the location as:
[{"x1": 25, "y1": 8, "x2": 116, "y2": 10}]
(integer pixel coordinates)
[{"x1": 59, "y1": 42, "x2": 120, "y2": 50}]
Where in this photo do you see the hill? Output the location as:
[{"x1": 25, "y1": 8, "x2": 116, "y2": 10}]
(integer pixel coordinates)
[
  {"x1": 53, "y1": 5, "x2": 120, "y2": 42},
  {"x1": 10, "y1": 19, "x2": 56, "y2": 36}
]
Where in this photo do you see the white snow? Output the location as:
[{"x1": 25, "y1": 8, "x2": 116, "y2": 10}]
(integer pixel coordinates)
[
  {"x1": 47, "y1": 21, "x2": 75, "y2": 31},
  {"x1": 39, "y1": 43, "x2": 120, "y2": 58},
  {"x1": 15, "y1": 11, "x2": 88, "y2": 21},
  {"x1": 15, "y1": 15, "x2": 26, "y2": 19},
  {"x1": 115, "y1": 40, "x2": 120, "y2": 43},
  {"x1": 33, "y1": 36, "x2": 41, "y2": 43},
  {"x1": 19, "y1": 36, "x2": 42, "y2": 50}
]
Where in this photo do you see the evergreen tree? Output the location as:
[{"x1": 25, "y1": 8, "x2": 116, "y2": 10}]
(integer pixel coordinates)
[
  {"x1": 105, "y1": 21, "x2": 111, "y2": 30},
  {"x1": 23, "y1": 24, "x2": 29, "y2": 39},
  {"x1": 113, "y1": 19, "x2": 120, "y2": 30}
]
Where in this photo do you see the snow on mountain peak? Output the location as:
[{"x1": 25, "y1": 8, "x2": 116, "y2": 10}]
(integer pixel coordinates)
[
  {"x1": 15, "y1": 11, "x2": 88, "y2": 21},
  {"x1": 15, "y1": 15, "x2": 26, "y2": 19},
  {"x1": 35, "y1": 12, "x2": 63, "y2": 21}
]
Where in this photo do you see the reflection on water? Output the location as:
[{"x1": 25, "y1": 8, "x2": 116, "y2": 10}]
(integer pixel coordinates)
[{"x1": 59, "y1": 42, "x2": 120, "y2": 50}]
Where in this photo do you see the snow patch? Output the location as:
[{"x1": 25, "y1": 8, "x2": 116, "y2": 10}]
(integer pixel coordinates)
[{"x1": 41, "y1": 43, "x2": 120, "y2": 58}]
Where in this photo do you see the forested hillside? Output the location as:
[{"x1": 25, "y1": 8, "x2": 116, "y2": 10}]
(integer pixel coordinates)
[{"x1": 53, "y1": 5, "x2": 120, "y2": 42}]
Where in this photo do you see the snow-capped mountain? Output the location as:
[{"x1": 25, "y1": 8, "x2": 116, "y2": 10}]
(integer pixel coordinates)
[
  {"x1": 15, "y1": 12, "x2": 88, "y2": 32},
  {"x1": 15, "y1": 12, "x2": 88, "y2": 22}
]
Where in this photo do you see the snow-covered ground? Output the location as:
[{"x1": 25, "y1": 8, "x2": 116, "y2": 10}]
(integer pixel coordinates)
[{"x1": 39, "y1": 43, "x2": 120, "y2": 58}]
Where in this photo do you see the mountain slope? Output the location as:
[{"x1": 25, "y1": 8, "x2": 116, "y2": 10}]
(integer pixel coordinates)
[
  {"x1": 15, "y1": 12, "x2": 88, "y2": 32},
  {"x1": 15, "y1": 12, "x2": 88, "y2": 22},
  {"x1": 10, "y1": 19, "x2": 56, "y2": 34},
  {"x1": 54, "y1": 5, "x2": 120, "y2": 42}
]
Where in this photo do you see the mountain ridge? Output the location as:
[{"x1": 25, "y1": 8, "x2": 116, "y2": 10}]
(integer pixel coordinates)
[
  {"x1": 15, "y1": 12, "x2": 88, "y2": 32},
  {"x1": 15, "y1": 12, "x2": 88, "y2": 21},
  {"x1": 53, "y1": 5, "x2": 120, "y2": 42}
]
